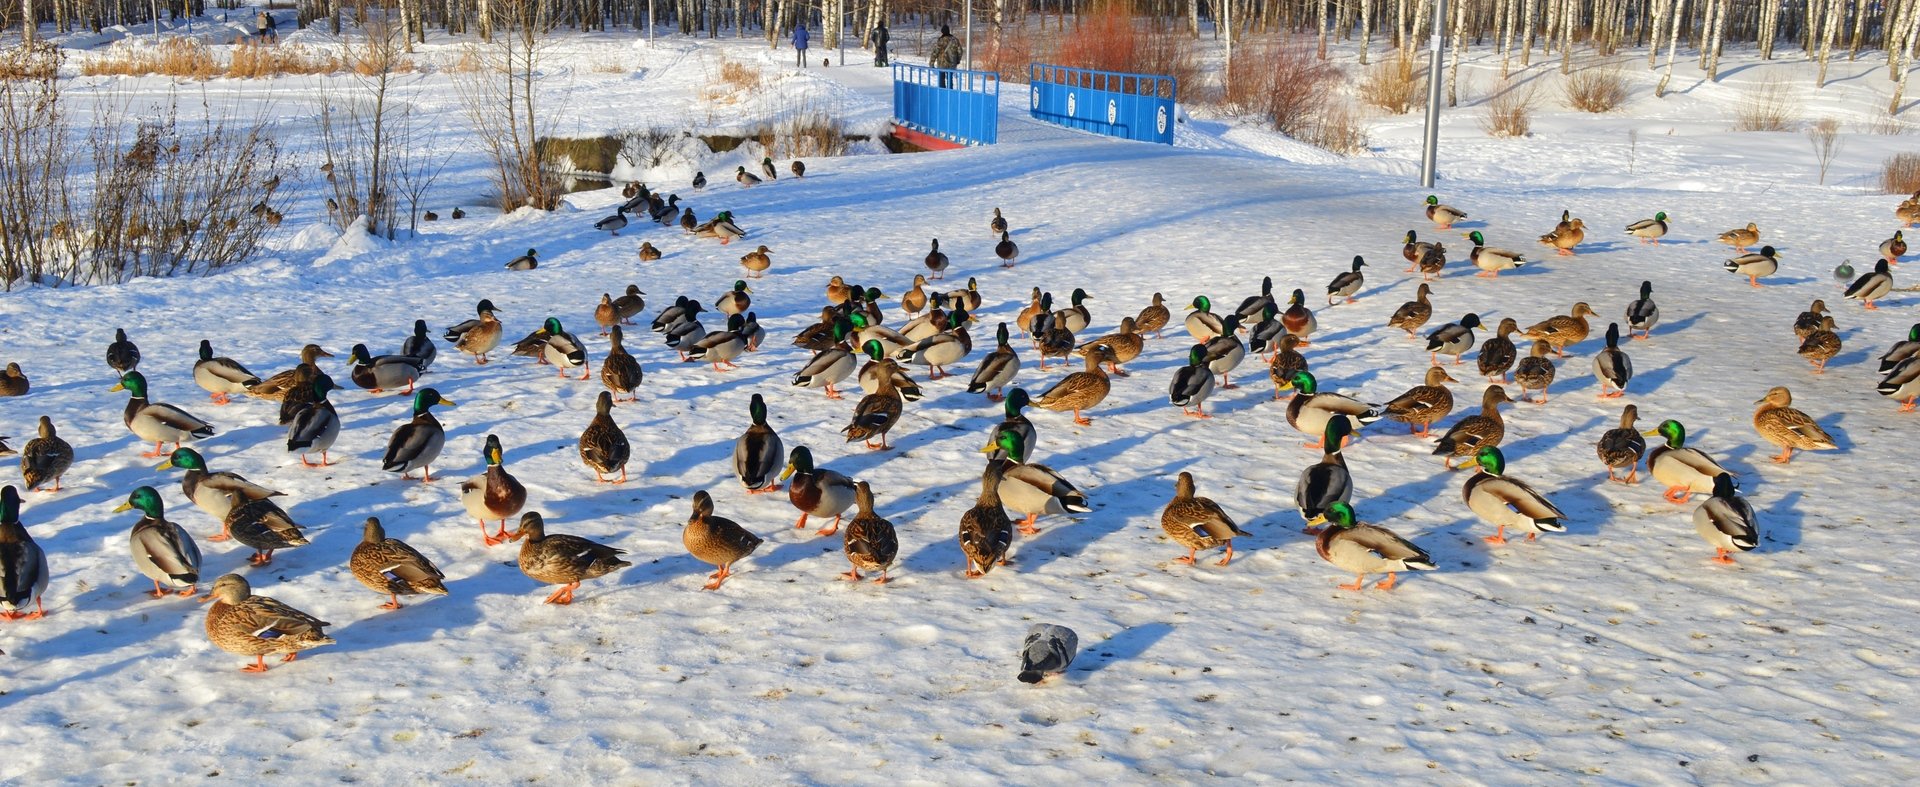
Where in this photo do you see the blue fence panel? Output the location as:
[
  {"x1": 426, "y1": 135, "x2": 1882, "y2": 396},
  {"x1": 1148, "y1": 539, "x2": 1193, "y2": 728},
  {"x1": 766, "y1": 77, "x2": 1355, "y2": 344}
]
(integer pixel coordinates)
[
  {"x1": 1026, "y1": 64, "x2": 1177, "y2": 145},
  {"x1": 891, "y1": 63, "x2": 1000, "y2": 147}
]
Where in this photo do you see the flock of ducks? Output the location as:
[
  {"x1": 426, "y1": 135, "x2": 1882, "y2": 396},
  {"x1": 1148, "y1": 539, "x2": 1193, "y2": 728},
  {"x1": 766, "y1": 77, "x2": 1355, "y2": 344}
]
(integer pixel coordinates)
[{"x1": 0, "y1": 173, "x2": 1912, "y2": 673}]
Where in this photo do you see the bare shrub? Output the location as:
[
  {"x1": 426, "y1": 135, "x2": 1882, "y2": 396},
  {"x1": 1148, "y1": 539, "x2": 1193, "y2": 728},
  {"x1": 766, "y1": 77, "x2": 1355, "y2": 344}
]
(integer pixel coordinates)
[
  {"x1": 227, "y1": 41, "x2": 343, "y2": 78},
  {"x1": 536, "y1": 136, "x2": 622, "y2": 174},
  {"x1": 452, "y1": 0, "x2": 559, "y2": 212},
  {"x1": 1732, "y1": 75, "x2": 1800, "y2": 132},
  {"x1": 1048, "y1": 0, "x2": 1198, "y2": 92},
  {"x1": 1885, "y1": 153, "x2": 1920, "y2": 194},
  {"x1": 81, "y1": 38, "x2": 219, "y2": 79},
  {"x1": 1359, "y1": 52, "x2": 1422, "y2": 114},
  {"x1": 780, "y1": 112, "x2": 847, "y2": 158},
  {"x1": 977, "y1": 26, "x2": 1035, "y2": 84},
  {"x1": 1564, "y1": 58, "x2": 1630, "y2": 113},
  {"x1": 1224, "y1": 38, "x2": 1340, "y2": 137},
  {"x1": 1858, "y1": 114, "x2": 1911, "y2": 135},
  {"x1": 0, "y1": 44, "x2": 73, "y2": 288},
  {"x1": 704, "y1": 55, "x2": 763, "y2": 105},
  {"x1": 1807, "y1": 118, "x2": 1841, "y2": 184},
  {"x1": 1299, "y1": 98, "x2": 1369, "y2": 155},
  {"x1": 1481, "y1": 78, "x2": 1539, "y2": 137},
  {"x1": 0, "y1": 41, "x2": 60, "y2": 79}
]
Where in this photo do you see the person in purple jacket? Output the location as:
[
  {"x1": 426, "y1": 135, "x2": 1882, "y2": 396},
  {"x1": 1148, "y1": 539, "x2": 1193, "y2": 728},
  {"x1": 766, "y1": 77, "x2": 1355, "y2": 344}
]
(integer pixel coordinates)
[{"x1": 793, "y1": 24, "x2": 810, "y2": 68}]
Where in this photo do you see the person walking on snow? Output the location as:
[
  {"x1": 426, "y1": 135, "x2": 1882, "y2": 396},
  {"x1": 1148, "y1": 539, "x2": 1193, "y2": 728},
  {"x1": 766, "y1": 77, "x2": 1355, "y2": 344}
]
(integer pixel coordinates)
[
  {"x1": 793, "y1": 24, "x2": 810, "y2": 68},
  {"x1": 256, "y1": 10, "x2": 274, "y2": 42},
  {"x1": 931, "y1": 24, "x2": 962, "y2": 86},
  {"x1": 871, "y1": 22, "x2": 890, "y2": 67}
]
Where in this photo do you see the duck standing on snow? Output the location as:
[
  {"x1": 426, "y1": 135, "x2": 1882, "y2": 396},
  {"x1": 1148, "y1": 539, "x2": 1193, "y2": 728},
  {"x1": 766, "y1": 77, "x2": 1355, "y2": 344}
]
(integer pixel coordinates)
[
  {"x1": 1185, "y1": 296, "x2": 1225, "y2": 343},
  {"x1": 119, "y1": 486, "x2": 201, "y2": 598},
  {"x1": 202, "y1": 574, "x2": 332, "y2": 672},
  {"x1": 1881, "y1": 323, "x2": 1920, "y2": 373},
  {"x1": 995, "y1": 231, "x2": 1019, "y2": 267},
  {"x1": 601, "y1": 326, "x2": 645, "y2": 401},
  {"x1": 192, "y1": 340, "x2": 260, "y2": 405},
  {"x1": 736, "y1": 165, "x2": 762, "y2": 187},
  {"x1": 1282, "y1": 371, "x2": 1384, "y2": 448},
  {"x1": 1313, "y1": 501, "x2": 1434, "y2": 591},
  {"x1": 505, "y1": 247, "x2": 537, "y2": 270},
  {"x1": 1539, "y1": 217, "x2": 1585, "y2": 256},
  {"x1": 445, "y1": 299, "x2": 503, "y2": 364},
  {"x1": 402, "y1": 319, "x2": 438, "y2": 369},
  {"x1": 1520, "y1": 302, "x2": 1596, "y2": 357},
  {"x1": 106, "y1": 327, "x2": 141, "y2": 374},
  {"x1": 1724, "y1": 246, "x2": 1779, "y2": 287},
  {"x1": 1281, "y1": 289, "x2": 1318, "y2": 345},
  {"x1": 349, "y1": 516, "x2": 448, "y2": 610},
  {"x1": 843, "y1": 358, "x2": 908, "y2": 449},
  {"x1": 841, "y1": 481, "x2": 896, "y2": 583},
  {"x1": 685, "y1": 491, "x2": 762, "y2": 590},
  {"x1": 1384, "y1": 367, "x2": 1456, "y2": 437},
  {"x1": 579, "y1": 391, "x2": 631, "y2": 484},
  {"x1": 1031, "y1": 345, "x2": 1115, "y2": 426},
  {"x1": 1236, "y1": 276, "x2": 1277, "y2": 323},
  {"x1": 1842, "y1": 259, "x2": 1894, "y2": 310},
  {"x1": 284, "y1": 373, "x2": 340, "y2": 467},
  {"x1": 734, "y1": 394, "x2": 784, "y2": 494},
  {"x1": 1596, "y1": 404, "x2": 1647, "y2": 484},
  {"x1": 1879, "y1": 354, "x2": 1920, "y2": 411},
  {"x1": 1388, "y1": 283, "x2": 1434, "y2": 339},
  {"x1": 1625, "y1": 212, "x2": 1669, "y2": 244},
  {"x1": 1594, "y1": 323, "x2": 1633, "y2": 397},
  {"x1": 958, "y1": 461, "x2": 1015, "y2": 579},
  {"x1": 112, "y1": 371, "x2": 214, "y2": 457},
  {"x1": 1718, "y1": 222, "x2": 1760, "y2": 252},
  {"x1": 348, "y1": 343, "x2": 426, "y2": 394},
  {"x1": 1463, "y1": 446, "x2": 1565, "y2": 545},
  {"x1": 1881, "y1": 230, "x2": 1906, "y2": 262},
  {"x1": 1295, "y1": 416, "x2": 1355, "y2": 527},
  {"x1": 985, "y1": 428, "x2": 1091, "y2": 536},
  {"x1": 1513, "y1": 340, "x2": 1558, "y2": 403},
  {"x1": 1465, "y1": 231, "x2": 1525, "y2": 277},
  {"x1": 781, "y1": 446, "x2": 857, "y2": 536},
  {"x1": 595, "y1": 206, "x2": 629, "y2": 236},
  {"x1": 1793, "y1": 299, "x2": 1830, "y2": 339},
  {"x1": 740, "y1": 244, "x2": 772, "y2": 278},
  {"x1": 381, "y1": 388, "x2": 455, "y2": 482},
  {"x1": 1168, "y1": 344, "x2": 1217, "y2": 418},
  {"x1": 1424, "y1": 195, "x2": 1466, "y2": 229},
  {"x1": 514, "y1": 512, "x2": 630, "y2": 604},
  {"x1": 156, "y1": 447, "x2": 281, "y2": 541},
  {"x1": 968, "y1": 323, "x2": 1022, "y2": 401},
  {"x1": 990, "y1": 207, "x2": 1009, "y2": 236},
  {"x1": 1202, "y1": 315, "x2": 1247, "y2": 389},
  {"x1": 0, "y1": 486, "x2": 48, "y2": 621},
  {"x1": 1402, "y1": 229, "x2": 1433, "y2": 272},
  {"x1": 1478, "y1": 318, "x2": 1520, "y2": 383},
  {"x1": 1625, "y1": 281, "x2": 1659, "y2": 340},
  {"x1": 20, "y1": 416, "x2": 74, "y2": 493},
  {"x1": 1326, "y1": 256, "x2": 1367, "y2": 304},
  {"x1": 791, "y1": 161, "x2": 806, "y2": 177},
  {"x1": 461, "y1": 434, "x2": 528, "y2": 547},
  {"x1": 1694, "y1": 474, "x2": 1759, "y2": 564},
  {"x1": 536, "y1": 317, "x2": 591, "y2": 379},
  {"x1": 1425, "y1": 312, "x2": 1481, "y2": 366},
  {"x1": 1753, "y1": 386, "x2": 1837, "y2": 463},
  {"x1": 639, "y1": 241, "x2": 663, "y2": 260},
  {"x1": 1798, "y1": 316, "x2": 1842, "y2": 373},
  {"x1": 1643, "y1": 419, "x2": 1735, "y2": 504},
  {"x1": 1417, "y1": 241, "x2": 1449, "y2": 281},
  {"x1": 924, "y1": 239, "x2": 949, "y2": 279},
  {"x1": 1434, "y1": 385, "x2": 1513, "y2": 469},
  {"x1": 692, "y1": 171, "x2": 707, "y2": 189},
  {"x1": 1017, "y1": 624, "x2": 1078, "y2": 684},
  {"x1": 1160, "y1": 471, "x2": 1250, "y2": 567},
  {"x1": 1134, "y1": 293, "x2": 1171, "y2": 338}
]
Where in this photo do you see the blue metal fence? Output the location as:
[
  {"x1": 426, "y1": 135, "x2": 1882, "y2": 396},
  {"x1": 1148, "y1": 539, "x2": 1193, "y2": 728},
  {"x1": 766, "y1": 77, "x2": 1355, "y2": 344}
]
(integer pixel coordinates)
[
  {"x1": 1027, "y1": 64, "x2": 1177, "y2": 145},
  {"x1": 891, "y1": 63, "x2": 1000, "y2": 147}
]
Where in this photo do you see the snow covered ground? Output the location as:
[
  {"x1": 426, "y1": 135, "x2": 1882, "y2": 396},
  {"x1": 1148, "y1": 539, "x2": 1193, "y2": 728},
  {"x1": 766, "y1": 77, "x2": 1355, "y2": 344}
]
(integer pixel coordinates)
[{"x1": 2, "y1": 21, "x2": 1918, "y2": 783}]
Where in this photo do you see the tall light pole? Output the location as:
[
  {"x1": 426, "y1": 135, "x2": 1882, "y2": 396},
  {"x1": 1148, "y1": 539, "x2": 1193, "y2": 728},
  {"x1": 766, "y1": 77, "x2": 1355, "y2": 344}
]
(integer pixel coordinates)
[
  {"x1": 964, "y1": 0, "x2": 972, "y2": 71},
  {"x1": 1419, "y1": 0, "x2": 1447, "y2": 188},
  {"x1": 1222, "y1": 0, "x2": 1231, "y2": 97}
]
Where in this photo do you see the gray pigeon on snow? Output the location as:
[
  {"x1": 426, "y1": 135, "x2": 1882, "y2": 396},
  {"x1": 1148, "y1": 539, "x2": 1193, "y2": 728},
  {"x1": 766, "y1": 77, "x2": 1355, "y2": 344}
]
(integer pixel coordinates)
[{"x1": 1018, "y1": 623, "x2": 1078, "y2": 684}]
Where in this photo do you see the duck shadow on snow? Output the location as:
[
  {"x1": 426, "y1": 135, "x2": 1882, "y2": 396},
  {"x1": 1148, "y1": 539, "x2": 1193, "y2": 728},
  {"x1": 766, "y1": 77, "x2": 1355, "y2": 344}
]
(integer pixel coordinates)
[
  {"x1": 1073, "y1": 621, "x2": 1174, "y2": 678},
  {"x1": 1631, "y1": 355, "x2": 1694, "y2": 395},
  {"x1": 1760, "y1": 489, "x2": 1805, "y2": 551},
  {"x1": 1546, "y1": 482, "x2": 1617, "y2": 538},
  {"x1": 1502, "y1": 414, "x2": 1610, "y2": 462},
  {"x1": 321, "y1": 570, "x2": 499, "y2": 657},
  {"x1": 1651, "y1": 311, "x2": 1708, "y2": 335}
]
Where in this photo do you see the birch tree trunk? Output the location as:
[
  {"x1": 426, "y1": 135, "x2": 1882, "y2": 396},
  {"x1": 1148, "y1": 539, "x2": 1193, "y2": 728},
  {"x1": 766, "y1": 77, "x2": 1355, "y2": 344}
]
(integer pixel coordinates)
[
  {"x1": 1892, "y1": 0, "x2": 1920, "y2": 112},
  {"x1": 1848, "y1": 0, "x2": 1867, "y2": 59},
  {"x1": 1447, "y1": 0, "x2": 1464, "y2": 105},
  {"x1": 1657, "y1": 0, "x2": 1685, "y2": 94},
  {"x1": 1360, "y1": 0, "x2": 1373, "y2": 62},
  {"x1": 1521, "y1": 0, "x2": 1536, "y2": 65},
  {"x1": 1756, "y1": 0, "x2": 1778, "y2": 59},
  {"x1": 20, "y1": 0, "x2": 35, "y2": 43},
  {"x1": 1705, "y1": 0, "x2": 1727, "y2": 79},
  {"x1": 1318, "y1": 0, "x2": 1329, "y2": 57},
  {"x1": 1817, "y1": 0, "x2": 1841, "y2": 85},
  {"x1": 1647, "y1": 0, "x2": 1669, "y2": 67}
]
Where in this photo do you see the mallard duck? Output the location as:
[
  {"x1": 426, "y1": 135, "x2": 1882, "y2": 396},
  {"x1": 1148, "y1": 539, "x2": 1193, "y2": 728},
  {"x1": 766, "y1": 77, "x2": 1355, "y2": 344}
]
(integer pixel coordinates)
[
  {"x1": 990, "y1": 207, "x2": 1009, "y2": 235},
  {"x1": 793, "y1": 320, "x2": 857, "y2": 399},
  {"x1": 1879, "y1": 323, "x2": 1920, "y2": 373},
  {"x1": 1625, "y1": 281, "x2": 1659, "y2": 340},
  {"x1": 1281, "y1": 289, "x2": 1318, "y2": 344},
  {"x1": 1135, "y1": 293, "x2": 1171, "y2": 338},
  {"x1": 1843, "y1": 259, "x2": 1894, "y2": 310},
  {"x1": 848, "y1": 311, "x2": 911, "y2": 359},
  {"x1": 894, "y1": 310, "x2": 973, "y2": 379},
  {"x1": 1717, "y1": 222, "x2": 1760, "y2": 252},
  {"x1": 1054, "y1": 288, "x2": 1094, "y2": 333},
  {"x1": 638, "y1": 240, "x2": 663, "y2": 261},
  {"x1": 1327, "y1": 256, "x2": 1367, "y2": 304},
  {"x1": 924, "y1": 239, "x2": 950, "y2": 279},
  {"x1": 592, "y1": 293, "x2": 621, "y2": 335},
  {"x1": 1798, "y1": 316, "x2": 1842, "y2": 373},
  {"x1": 757, "y1": 156, "x2": 778, "y2": 181},
  {"x1": 733, "y1": 394, "x2": 785, "y2": 494},
  {"x1": 1185, "y1": 295, "x2": 1225, "y2": 343},
  {"x1": 729, "y1": 164, "x2": 760, "y2": 187},
  {"x1": 1236, "y1": 276, "x2": 1277, "y2": 323},
  {"x1": 512, "y1": 318, "x2": 555, "y2": 363},
  {"x1": 1248, "y1": 306, "x2": 1287, "y2": 360},
  {"x1": 451, "y1": 206, "x2": 465, "y2": 219},
  {"x1": 19, "y1": 416, "x2": 72, "y2": 493},
  {"x1": 1425, "y1": 312, "x2": 1482, "y2": 366},
  {"x1": 505, "y1": 247, "x2": 537, "y2": 270},
  {"x1": 1462, "y1": 446, "x2": 1564, "y2": 544},
  {"x1": 249, "y1": 344, "x2": 334, "y2": 400},
  {"x1": 1879, "y1": 356, "x2": 1920, "y2": 411},
  {"x1": 1477, "y1": 318, "x2": 1520, "y2": 382},
  {"x1": 823, "y1": 276, "x2": 857, "y2": 307},
  {"x1": 1643, "y1": 419, "x2": 1735, "y2": 503},
  {"x1": 1465, "y1": 231, "x2": 1526, "y2": 276},
  {"x1": 958, "y1": 460, "x2": 1015, "y2": 578},
  {"x1": 284, "y1": 373, "x2": 340, "y2": 467},
  {"x1": 1385, "y1": 367, "x2": 1457, "y2": 437},
  {"x1": 157, "y1": 447, "x2": 282, "y2": 539},
  {"x1": 106, "y1": 327, "x2": 141, "y2": 374},
  {"x1": 119, "y1": 486, "x2": 201, "y2": 597},
  {"x1": 1034, "y1": 313, "x2": 1077, "y2": 371},
  {"x1": 1753, "y1": 386, "x2": 1836, "y2": 463},
  {"x1": 685, "y1": 491, "x2": 761, "y2": 590},
  {"x1": 995, "y1": 231, "x2": 1019, "y2": 267},
  {"x1": 1169, "y1": 343, "x2": 1217, "y2": 418},
  {"x1": 112, "y1": 371, "x2": 213, "y2": 457},
  {"x1": 968, "y1": 323, "x2": 1022, "y2": 401},
  {"x1": 1883, "y1": 230, "x2": 1908, "y2": 262},
  {"x1": 716, "y1": 280, "x2": 753, "y2": 316},
  {"x1": 1538, "y1": 218, "x2": 1585, "y2": 256},
  {"x1": 594, "y1": 205, "x2": 630, "y2": 235},
  {"x1": 1513, "y1": 339, "x2": 1558, "y2": 403},
  {"x1": 1520, "y1": 303, "x2": 1596, "y2": 357},
  {"x1": 1031, "y1": 344, "x2": 1115, "y2": 426},
  {"x1": 401, "y1": 320, "x2": 437, "y2": 370},
  {"x1": 1724, "y1": 245, "x2": 1779, "y2": 287},
  {"x1": 445, "y1": 299, "x2": 503, "y2": 364},
  {"x1": 1388, "y1": 283, "x2": 1434, "y2": 339},
  {"x1": 1690, "y1": 473, "x2": 1760, "y2": 565},
  {"x1": 690, "y1": 313, "x2": 749, "y2": 372},
  {"x1": 0, "y1": 486, "x2": 46, "y2": 621},
  {"x1": 461, "y1": 434, "x2": 528, "y2": 546},
  {"x1": 571, "y1": 391, "x2": 633, "y2": 485},
  {"x1": 202, "y1": 574, "x2": 332, "y2": 671},
  {"x1": 841, "y1": 481, "x2": 897, "y2": 584},
  {"x1": 0, "y1": 362, "x2": 26, "y2": 397},
  {"x1": 1268, "y1": 335, "x2": 1309, "y2": 400},
  {"x1": 1313, "y1": 501, "x2": 1434, "y2": 590},
  {"x1": 663, "y1": 306, "x2": 709, "y2": 361},
  {"x1": 791, "y1": 160, "x2": 806, "y2": 177},
  {"x1": 1626, "y1": 212, "x2": 1669, "y2": 244},
  {"x1": 844, "y1": 360, "x2": 908, "y2": 450},
  {"x1": 1794, "y1": 299, "x2": 1830, "y2": 339},
  {"x1": 382, "y1": 388, "x2": 455, "y2": 482},
  {"x1": 857, "y1": 337, "x2": 923, "y2": 400},
  {"x1": 1199, "y1": 315, "x2": 1247, "y2": 388},
  {"x1": 990, "y1": 388, "x2": 1040, "y2": 462},
  {"x1": 1296, "y1": 415, "x2": 1355, "y2": 528},
  {"x1": 986, "y1": 427, "x2": 1091, "y2": 536},
  {"x1": 512, "y1": 512, "x2": 630, "y2": 604},
  {"x1": 700, "y1": 212, "x2": 747, "y2": 245},
  {"x1": 538, "y1": 318, "x2": 590, "y2": 379},
  {"x1": 223, "y1": 493, "x2": 308, "y2": 566},
  {"x1": 679, "y1": 206, "x2": 699, "y2": 232},
  {"x1": 902, "y1": 275, "x2": 931, "y2": 315},
  {"x1": 1434, "y1": 385, "x2": 1513, "y2": 468},
  {"x1": 1282, "y1": 371, "x2": 1384, "y2": 448},
  {"x1": 598, "y1": 326, "x2": 644, "y2": 401},
  {"x1": 1424, "y1": 195, "x2": 1466, "y2": 229},
  {"x1": 691, "y1": 171, "x2": 707, "y2": 189},
  {"x1": 1416, "y1": 242, "x2": 1448, "y2": 281},
  {"x1": 1160, "y1": 471, "x2": 1249, "y2": 566},
  {"x1": 1596, "y1": 404, "x2": 1647, "y2": 483},
  {"x1": 350, "y1": 516, "x2": 447, "y2": 610},
  {"x1": 793, "y1": 307, "x2": 841, "y2": 351},
  {"x1": 782, "y1": 446, "x2": 857, "y2": 536},
  {"x1": 348, "y1": 343, "x2": 425, "y2": 394},
  {"x1": 1595, "y1": 323, "x2": 1633, "y2": 397},
  {"x1": 1401, "y1": 229, "x2": 1434, "y2": 272},
  {"x1": 192, "y1": 340, "x2": 260, "y2": 405}
]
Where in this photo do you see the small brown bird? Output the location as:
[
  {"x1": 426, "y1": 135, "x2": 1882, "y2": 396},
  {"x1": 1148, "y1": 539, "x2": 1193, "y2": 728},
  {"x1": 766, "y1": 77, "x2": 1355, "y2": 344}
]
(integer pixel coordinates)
[
  {"x1": 1134, "y1": 293, "x2": 1171, "y2": 338},
  {"x1": 840, "y1": 481, "x2": 897, "y2": 584},
  {"x1": 1718, "y1": 222, "x2": 1760, "y2": 252},
  {"x1": 201, "y1": 574, "x2": 332, "y2": 672},
  {"x1": 1387, "y1": 283, "x2": 1433, "y2": 339},
  {"x1": 1797, "y1": 316, "x2": 1842, "y2": 373},
  {"x1": 1383, "y1": 366, "x2": 1457, "y2": 438},
  {"x1": 1159, "y1": 472, "x2": 1250, "y2": 567},
  {"x1": 349, "y1": 517, "x2": 449, "y2": 610},
  {"x1": 1753, "y1": 386, "x2": 1837, "y2": 463},
  {"x1": 684, "y1": 491, "x2": 763, "y2": 590},
  {"x1": 513, "y1": 512, "x2": 630, "y2": 605}
]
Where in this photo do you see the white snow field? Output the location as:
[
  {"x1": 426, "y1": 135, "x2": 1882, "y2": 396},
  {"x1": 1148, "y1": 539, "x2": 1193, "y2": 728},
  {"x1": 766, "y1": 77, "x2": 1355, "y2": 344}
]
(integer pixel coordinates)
[{"x1": 2, "y1": 23, "x2": 1919, "y2": 784}]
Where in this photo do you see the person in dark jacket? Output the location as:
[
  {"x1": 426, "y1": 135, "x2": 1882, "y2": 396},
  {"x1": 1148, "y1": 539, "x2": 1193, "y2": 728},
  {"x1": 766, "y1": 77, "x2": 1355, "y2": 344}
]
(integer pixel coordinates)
[
  {"x1": 871, "y1": 22, "x2": 889, "y2": 66},
  {"x1": 793, "y1": 24, "x2": 810, "y2": 68},
  {"x1": 931, "y1": 24, "x2": 962, "y2": 86}
]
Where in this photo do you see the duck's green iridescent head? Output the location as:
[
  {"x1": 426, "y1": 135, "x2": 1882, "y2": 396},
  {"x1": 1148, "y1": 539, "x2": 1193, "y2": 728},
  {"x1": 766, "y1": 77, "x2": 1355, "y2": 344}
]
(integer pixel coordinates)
[
  {"x1": 115, "y1": 485, "x2": 165, "y2": 518},
  {"x1": 1474, "y1": 446, "x2": 1507, "y2": 476},
  {"x1": 1324, "y1": 500, "x2": 1358, "y2": 529}
]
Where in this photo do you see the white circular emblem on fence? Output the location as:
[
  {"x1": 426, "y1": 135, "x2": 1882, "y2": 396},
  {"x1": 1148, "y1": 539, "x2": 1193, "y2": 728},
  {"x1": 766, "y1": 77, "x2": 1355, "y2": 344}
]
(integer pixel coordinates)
[
  {"x1": 1031, "y1": 86, "x2": 1039, "y2": 108},
  {"x1": 1107, "y1": 100, "x2": 1117, "y2": 124},
  {"x1": 1156, "y1": 106, "x2": 1168, "y2": 134},
  {"x1": 1067, "y1": 92, "x2": 1077, "y2": 117}
]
